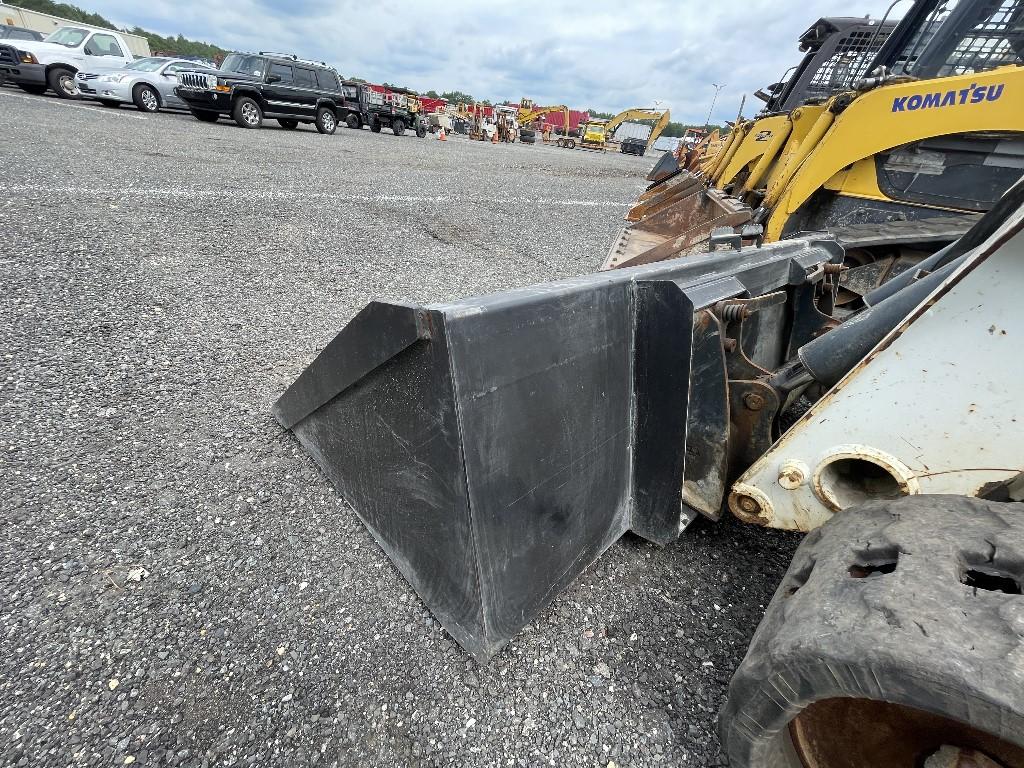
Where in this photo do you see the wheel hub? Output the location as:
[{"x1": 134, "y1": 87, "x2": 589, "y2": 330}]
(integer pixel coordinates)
[{"x1": 790, "y1": 698, "x2": 1023, "y2": 768}]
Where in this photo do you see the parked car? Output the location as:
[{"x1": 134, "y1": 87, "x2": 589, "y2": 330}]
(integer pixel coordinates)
[
  {"x1": 175, "y1": 52, "x2": 344, "y2": 133},
  {"x1": 0, "y1": 24, "x2": 43, "y2": 43},
  {"x1": 0, "y1": 25, "x2": 133, "y2": 98},
  {"x1": 77, "y1": 57, "x2": 213, "y2": 112}
]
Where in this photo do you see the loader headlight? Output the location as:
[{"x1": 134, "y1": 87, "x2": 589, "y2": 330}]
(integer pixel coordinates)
[{"x1": 17, "y1": 50, "x2": 38, "y2": 64}]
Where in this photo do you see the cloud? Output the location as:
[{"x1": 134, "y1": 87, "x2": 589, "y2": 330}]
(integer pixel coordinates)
[{"x1": 88, "y1": 0, "x2": 901, "y2": 123}]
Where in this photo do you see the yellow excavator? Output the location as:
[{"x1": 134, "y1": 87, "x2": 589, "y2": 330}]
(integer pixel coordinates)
[
  {"x1": 516, "y1": 99, "x2": 570, "y2": 144},
  {"x1": 604, "y1": 1, "x2": 1024, "y2": 307},
  {"x1": 576, "y1": 107, "x2": 671, "y2": 152}
]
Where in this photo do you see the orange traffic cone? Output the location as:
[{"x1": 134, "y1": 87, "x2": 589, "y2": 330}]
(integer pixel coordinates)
[{"x1": 438, "y1": 127, "x2": 446, "y2": 141}]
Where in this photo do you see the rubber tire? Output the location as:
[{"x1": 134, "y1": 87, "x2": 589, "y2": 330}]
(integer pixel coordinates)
[
  {"x1": 370, "y1": 120, "x2": 381, "y2": 133},
  {"x1": 277, "y1": 118, "x2": 299, "y2": 130},
  {"x1": 133, "y1": 84, "x2": 159, "y2": 113},
  {"x1": 720, "y1": 495, "x2": 1024, "y2": 768},
  {"x1": 47, "y1": 67, "x2": 80, "y2": 99},
  {"x1": 416, "y1": 121, "x2": 426, "y2": 138},
  {"x1": 345, "y1": 113, "x2": 361, "y2": 129},
  {"x1": 99, "y1": 99, "x2": 121, "y2": 108},
  {"x1": 18, "y1": 83, "x2": 47, "y2": 95},
  {"x1": 232, "y1": 96, "x2": 262, "y2": 129},
  {"x1": 191, "y1": 109, "x2": 219, "y2": 123},
  {"x1": 392, "y1": 118, "x2": 405, "y2": 136},
  {"x1": 315, "y1": 106, "x2": 337, "y2": 135}
]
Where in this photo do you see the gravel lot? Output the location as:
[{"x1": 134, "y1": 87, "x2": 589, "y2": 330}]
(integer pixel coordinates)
[{"x1": 0, "y1": 89, "x2": 801, "y2": 768}]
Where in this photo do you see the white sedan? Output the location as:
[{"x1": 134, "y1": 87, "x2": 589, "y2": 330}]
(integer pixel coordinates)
[{"x1": 77, "y1": 57, "x2": 214, "y2": 113}]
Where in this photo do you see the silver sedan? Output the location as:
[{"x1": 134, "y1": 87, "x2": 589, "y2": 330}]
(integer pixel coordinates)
[{"x1": 76, "y1": 57, "x2": 213, "y2": 113}]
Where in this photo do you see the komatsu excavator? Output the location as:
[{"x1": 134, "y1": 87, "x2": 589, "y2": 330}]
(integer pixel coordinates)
[
  {"x1": 573, "y1": 107, "x2": 671, "y2": 152},
  {"x1": 604, "y1": 0, "x2": 1024, "y2": 315},
  {"x1": 274, "y1": 1, "x2": 1024, "y2": 765}
]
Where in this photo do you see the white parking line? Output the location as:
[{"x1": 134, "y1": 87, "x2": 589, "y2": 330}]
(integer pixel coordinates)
[
  {"x1": 4, "y1": 184, "x2": 631, "y2": 208},
  {"x1": 0, "y1": 89, "x2": 148, "y2": 120}
]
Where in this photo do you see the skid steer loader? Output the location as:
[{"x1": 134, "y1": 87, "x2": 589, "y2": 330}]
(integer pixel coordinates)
[
  {"x1": 272, "y1": 2, "x2": 1024, "y2": 765},
  {"x1": 644, "y1": 15, "x2": 900, "y2": 185},
  {"x1": 274, "y1": 175, "x2": 1024, "y2": 764},
  {"x1": 605, "y1": 0, "x2": 1024, "y2": 317}
]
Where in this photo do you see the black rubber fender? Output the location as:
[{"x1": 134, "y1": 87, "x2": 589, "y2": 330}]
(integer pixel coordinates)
[{"x1": 720, "y1": 495, "x2": 1024, "y2": 768}]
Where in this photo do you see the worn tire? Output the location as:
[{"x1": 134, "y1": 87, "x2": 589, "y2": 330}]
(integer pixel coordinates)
[
  {"x1": 277, "y1": 118, "x2": 298, "y2": 130},
  {"x1": 133, "y1": 83, "x2": 160, "y2": 113},
  {"x1": 47, "y1": 66, "x2": 79, "y2": 99},
  {"x1": 345, "y1": 113, "x2": 361, "y2": 129},
  {"x1": 370, "y1": 119, "x2": 381, "y2": 133},
  {"x1": 416, "y1": 121, "x2": 426, "y2": 138},
  {"x1": 315, "y1": 106, "x2": 337, "y2": 134},
  {"x1": 720, "y1": 495, "x2": 1024, "y2": 768},
  {"x1": 18, "y1": 83, "x2": 47, "y2": 95},
  {"x1": 232, "y1": 96, "x2": 262, "y2": 129},
  {"x1": 191, "y1": 109, "x2": 219, "y2": 123},
  {"x1": 392, "y1": 118, "x2": 405, "y2": 136}
]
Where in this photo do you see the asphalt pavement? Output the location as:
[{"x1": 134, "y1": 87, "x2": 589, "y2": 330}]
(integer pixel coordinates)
[{"x1": 0, "y1": 88, "x2": 801, "y2": 767}]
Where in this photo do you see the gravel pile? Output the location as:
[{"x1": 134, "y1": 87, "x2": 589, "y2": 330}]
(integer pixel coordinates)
[{"x1": 0, "y1": 89, "x2": 801, "y2": 767}]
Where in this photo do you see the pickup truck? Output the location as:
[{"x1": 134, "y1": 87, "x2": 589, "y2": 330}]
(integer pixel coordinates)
[{"x1": 0, "y1": 26, "x2": 133, "y2": 99}]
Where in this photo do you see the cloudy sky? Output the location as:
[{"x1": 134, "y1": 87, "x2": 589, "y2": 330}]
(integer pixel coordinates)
[{"x1": 85, "y1": 0, "x2": 902, "y2": 124}]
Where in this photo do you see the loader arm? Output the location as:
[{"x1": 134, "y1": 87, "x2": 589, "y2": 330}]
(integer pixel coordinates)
[{"x1": 763, "y1": 65, "x2": 1024, "y2": 240}]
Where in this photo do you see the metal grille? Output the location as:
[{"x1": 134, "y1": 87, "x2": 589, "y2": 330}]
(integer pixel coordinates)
[
  {"x1": 806, "y1": 27, "x2": 895, "y2": 98},
  {"x1": 0, "y1": 45, "x2": 17, "y2": 66},
  {"x1": 178, "y1": 72, "x2": 210, "y2": 89},
  {"x1": 942, "y1": 0, "x2": 1024, "y2": 74},
  {"x1": 895, "y1": 0, "x2": 1024, "y2": 75}
]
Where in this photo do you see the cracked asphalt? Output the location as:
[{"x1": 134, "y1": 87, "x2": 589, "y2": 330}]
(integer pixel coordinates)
[{"x1": 0, "y1": 87, "x2": 801, "y2": 767}]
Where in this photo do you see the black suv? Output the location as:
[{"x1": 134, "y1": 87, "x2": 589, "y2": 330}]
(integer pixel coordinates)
[{"x1": 176, "y1": 52, "x2": 343, "y2": 133}]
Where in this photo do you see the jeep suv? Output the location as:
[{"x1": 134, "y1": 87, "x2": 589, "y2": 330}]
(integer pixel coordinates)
[{"x1": 175, "y1": 52, "x2": 343, "y2": 133}]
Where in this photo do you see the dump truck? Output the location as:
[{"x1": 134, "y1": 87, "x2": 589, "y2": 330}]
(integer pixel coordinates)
[
  {"x1": 272, "y1": 2, "x2": 1024, "y2": 765},
  {"x1": 604, "y1": 0, "x2": 1024, "y2": 299}
]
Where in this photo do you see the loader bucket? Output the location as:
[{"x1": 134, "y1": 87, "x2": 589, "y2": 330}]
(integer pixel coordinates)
[
  {"x1": 603, "y1": 187, "x2": 753, "y2": 270},
  {"x1": 274, "y1": 238, "x2": 840, "y2": 661},
  {"x1": 646, "y1": 150, "x2": 680, "y2": 182}
]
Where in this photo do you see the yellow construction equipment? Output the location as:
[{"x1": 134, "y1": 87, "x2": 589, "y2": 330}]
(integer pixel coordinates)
[
  {"x1": 577, "y1": 108, "x2": 671, "y2": 152},
  {"x1": 516, "y1": 99, "x2": 569, "y2": 130},
  {"x1": 604, "y1": 2, "x2": 1024, "y2": 306},
  {"x1": 516, "y1": 99, "x2": 571, "y2": 144}
]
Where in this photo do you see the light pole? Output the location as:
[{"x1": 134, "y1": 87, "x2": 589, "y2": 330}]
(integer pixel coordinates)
[{"x1": 704, "y1": 83, "x2": 725, "y2": 132}]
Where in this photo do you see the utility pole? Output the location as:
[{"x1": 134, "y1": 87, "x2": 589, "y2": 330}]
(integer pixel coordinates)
[{"x1": 704, "y1": 83, "x2": 725, "y2": 132}]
